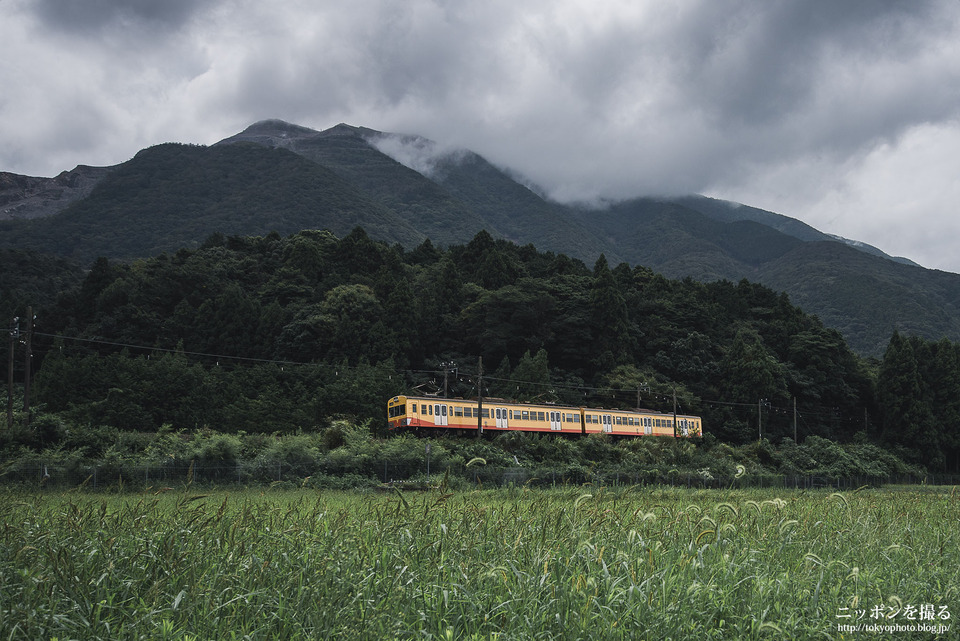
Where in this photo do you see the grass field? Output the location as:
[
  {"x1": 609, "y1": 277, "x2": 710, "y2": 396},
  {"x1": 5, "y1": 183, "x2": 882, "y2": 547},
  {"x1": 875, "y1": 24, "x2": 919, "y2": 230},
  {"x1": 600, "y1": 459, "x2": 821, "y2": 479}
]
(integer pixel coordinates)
[{"x1": 1, "y1": 485, "x2": 957, "y2": 640}]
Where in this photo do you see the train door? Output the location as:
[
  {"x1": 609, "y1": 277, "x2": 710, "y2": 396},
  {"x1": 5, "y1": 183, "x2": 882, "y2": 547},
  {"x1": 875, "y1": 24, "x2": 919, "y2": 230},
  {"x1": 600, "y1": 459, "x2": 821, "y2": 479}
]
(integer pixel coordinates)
[
  {"x1": 495, "y1": 407, "x2": 509, "y2": 429},
  {"x1": 550, "y1": 411, "x2": 562, "y2": 431},
  {"x1": 603, "y1": 414, "x2": 613, "y2": 434},
  {"x1": 434, "y1": 404, "x2": 448, "y2": 426}
]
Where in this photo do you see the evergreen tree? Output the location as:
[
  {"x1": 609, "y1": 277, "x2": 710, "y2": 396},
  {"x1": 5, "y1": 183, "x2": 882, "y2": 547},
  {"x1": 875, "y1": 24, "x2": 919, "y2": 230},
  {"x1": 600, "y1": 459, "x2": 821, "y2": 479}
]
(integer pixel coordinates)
[
  {"x1": 589, "y1": 254, "x2": 632, "y2": 369},
  {"x1": 512, "y1": 349, "x2": 552, "y2": 401},
  {"x1": 877, "y1": 332, "x2": 937, "y2": 467}
]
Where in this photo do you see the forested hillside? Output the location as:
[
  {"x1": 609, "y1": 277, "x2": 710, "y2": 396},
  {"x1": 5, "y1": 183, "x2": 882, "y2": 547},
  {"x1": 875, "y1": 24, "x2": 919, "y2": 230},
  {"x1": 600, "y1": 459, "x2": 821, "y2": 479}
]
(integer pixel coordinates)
[
  {"x1": 572, "y1": 199, "x2": 960, "y2": 355},
  {"x1": 4, "y1": 120, "x2": 960, "y2": 357},
  {"x1": 7, "y1": 228, "x2": 958, "y2": 472}
]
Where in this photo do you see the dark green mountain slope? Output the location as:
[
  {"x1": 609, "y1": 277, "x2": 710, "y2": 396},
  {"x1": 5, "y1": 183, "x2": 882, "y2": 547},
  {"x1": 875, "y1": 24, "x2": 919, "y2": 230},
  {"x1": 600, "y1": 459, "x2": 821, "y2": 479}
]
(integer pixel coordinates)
[
  {"x1": 218, "y1": 120, "x2": 614, "y2": 263},
  {"x1": 569, "y1": 198, "x2": 960, "y2": 354},
  {"x1": 413, "y1": 145, "x2": 614, "y2": 261},
  {"x1": 760, "y1": 242, "x2": 960, "y2": 355},
  {"x1": 0, "y1": 142, "x2": 424, "y2": 263},
  {"x1": 217, "y1": 121, "x2": 491, "y2": 247},
  {"x1": 2, "y1": 118, "x2": 959, "y2": 356},
  {"x1": 672, "y1": 195, "x2": 919, "y2": 266},
  {"x1": 571, "y1": 198, "x2": 805, "y2": 282}
]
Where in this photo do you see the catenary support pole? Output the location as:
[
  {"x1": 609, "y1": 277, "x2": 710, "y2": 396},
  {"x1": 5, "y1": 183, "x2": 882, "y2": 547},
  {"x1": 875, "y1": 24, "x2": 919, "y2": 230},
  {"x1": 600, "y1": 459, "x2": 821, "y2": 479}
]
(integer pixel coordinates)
[
  {"x1": 477, "y1": 357, "x2": 483, "y2": 438},
  {"x1": 7, "y1": 316, "x2": 17, "y2": 430},
  {"x1": 23, "y1": 307, "x2": 32, "y2": 428}
]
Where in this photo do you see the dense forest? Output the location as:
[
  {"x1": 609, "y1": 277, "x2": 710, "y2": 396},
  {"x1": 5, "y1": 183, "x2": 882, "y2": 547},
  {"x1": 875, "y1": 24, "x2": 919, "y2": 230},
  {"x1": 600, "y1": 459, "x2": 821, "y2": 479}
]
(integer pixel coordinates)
[
  {"x1": 3, "y1": 227, "x2": 958, "y2": 476},
  {"x1": 6, "y1": 129, "x2": 960, "y2": 359}
]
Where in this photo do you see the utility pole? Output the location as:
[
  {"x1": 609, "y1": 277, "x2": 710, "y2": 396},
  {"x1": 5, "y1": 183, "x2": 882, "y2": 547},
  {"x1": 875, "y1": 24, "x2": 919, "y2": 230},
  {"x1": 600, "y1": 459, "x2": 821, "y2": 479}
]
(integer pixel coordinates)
[
  {"x1": 7, "y1": 316, "x2": 17, "y2": 430},
  {"x1": 441, "y1": 361, "x2": 458, "y2": 399},
  {"x1": 476, "y1": 357, "x2": 483, "y2": 438},
  {"x1": 793, "y1": 397, "x2": 798, "y2": 442},
  {"x1": 23, "y1": 307, "x2": 33, "y2": 428},
  {"x1": 636, "y1": 382, "x2": 649, "y2": 409},
  {"x1": 758, "y1": 398, "x2": 764, "y2": 442}
]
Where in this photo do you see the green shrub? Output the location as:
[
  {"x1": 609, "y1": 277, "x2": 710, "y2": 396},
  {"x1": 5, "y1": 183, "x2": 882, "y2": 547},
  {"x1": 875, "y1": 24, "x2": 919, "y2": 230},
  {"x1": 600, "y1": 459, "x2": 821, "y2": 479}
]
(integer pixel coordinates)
[{"x1": 251, "y1": 434, "x2": 322, "y2": 480}]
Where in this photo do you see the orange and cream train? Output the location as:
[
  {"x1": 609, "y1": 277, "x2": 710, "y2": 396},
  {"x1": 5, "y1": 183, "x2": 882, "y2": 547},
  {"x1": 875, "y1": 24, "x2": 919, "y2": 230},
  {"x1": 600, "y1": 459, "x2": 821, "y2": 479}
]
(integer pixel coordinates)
[{"x1": 387, "y1": 395, "x2": 702, "y2": 438}]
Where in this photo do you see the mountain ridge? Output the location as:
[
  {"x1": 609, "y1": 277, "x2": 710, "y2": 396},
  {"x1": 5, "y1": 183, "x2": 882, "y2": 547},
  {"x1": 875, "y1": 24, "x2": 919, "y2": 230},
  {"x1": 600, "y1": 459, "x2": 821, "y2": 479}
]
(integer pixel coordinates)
[{"x1": 0, "y1": 118, "x2": 956, "y2": 356}]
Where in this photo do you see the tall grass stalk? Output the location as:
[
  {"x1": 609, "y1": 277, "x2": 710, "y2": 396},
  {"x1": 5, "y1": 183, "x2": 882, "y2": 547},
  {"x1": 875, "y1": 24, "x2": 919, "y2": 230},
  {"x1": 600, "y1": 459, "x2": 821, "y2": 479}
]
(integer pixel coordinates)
[{"x1": 0, "y1": 486, "x2": 957, "y2": 639}]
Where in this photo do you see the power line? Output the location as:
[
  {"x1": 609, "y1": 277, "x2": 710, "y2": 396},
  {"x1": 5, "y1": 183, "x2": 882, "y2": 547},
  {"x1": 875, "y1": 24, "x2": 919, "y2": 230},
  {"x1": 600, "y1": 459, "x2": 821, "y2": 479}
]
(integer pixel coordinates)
[{"x1": 34, "y1": 332, "x2": 306, "y2": 366}]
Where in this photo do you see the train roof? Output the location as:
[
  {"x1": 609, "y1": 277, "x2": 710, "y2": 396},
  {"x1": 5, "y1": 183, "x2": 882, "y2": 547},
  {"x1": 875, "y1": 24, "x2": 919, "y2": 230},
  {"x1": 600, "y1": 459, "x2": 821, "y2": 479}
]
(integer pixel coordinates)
[{"x1": 392, "y1": 396, "x2": 700, "y2": 418}]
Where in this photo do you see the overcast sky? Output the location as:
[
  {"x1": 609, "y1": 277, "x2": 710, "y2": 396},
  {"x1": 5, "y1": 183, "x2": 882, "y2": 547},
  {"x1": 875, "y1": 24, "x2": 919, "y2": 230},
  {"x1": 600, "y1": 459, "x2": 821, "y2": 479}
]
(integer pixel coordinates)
[{"x1": 4, "y1": 0, "x2": 960, "y2": 272}]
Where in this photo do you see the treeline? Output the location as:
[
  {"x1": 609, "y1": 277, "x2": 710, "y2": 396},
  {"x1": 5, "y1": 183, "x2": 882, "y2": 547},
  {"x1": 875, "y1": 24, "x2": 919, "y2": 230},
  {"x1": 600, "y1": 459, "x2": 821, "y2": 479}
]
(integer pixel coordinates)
[
  {"x1": 5, "y1": 227, "x2": 960, "y2": 471},
  {"x1": 1, "y1": 417, "x2": 921, "y2": 490}
]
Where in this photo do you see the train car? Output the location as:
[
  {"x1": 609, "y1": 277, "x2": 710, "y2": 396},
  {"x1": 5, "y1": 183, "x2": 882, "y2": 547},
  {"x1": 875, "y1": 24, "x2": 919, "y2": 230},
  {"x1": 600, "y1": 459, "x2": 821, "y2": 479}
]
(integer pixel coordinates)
[
  {"x1": 581, "y1": 407, "x2": 703, "y2": 438},
  {"x1": 387, "y1": 395, "x2": 702, "y2": 438},
  {"x1": 483, "y1": 400, "x2": 585, "y2": 434},
  {"x1": 387, "y1": 395, "x2": 584, "y2": 434}
]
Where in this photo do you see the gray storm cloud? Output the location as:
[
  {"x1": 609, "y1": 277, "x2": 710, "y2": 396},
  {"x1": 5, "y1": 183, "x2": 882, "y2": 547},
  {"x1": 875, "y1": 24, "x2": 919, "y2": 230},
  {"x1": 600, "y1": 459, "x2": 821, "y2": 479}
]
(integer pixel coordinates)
[{"x1": 3, "y1": 0, "x2": 960, "y2": 270}]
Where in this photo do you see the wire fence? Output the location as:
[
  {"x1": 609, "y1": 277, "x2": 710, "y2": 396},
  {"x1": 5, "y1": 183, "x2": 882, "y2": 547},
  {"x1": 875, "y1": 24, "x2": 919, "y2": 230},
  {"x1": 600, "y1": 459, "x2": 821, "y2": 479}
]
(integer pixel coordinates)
[{"x1": 2, "y1": 460, "x2": 958, "y2": 491}]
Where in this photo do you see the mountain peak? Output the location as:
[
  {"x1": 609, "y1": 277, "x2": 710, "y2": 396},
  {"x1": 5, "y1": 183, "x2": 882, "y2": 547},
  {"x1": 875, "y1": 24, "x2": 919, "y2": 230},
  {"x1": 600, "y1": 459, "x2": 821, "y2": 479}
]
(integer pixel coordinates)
[
  {"x1": 216, "y1": 119, "x2": 321, "y2": 148},
  {"x1": 244, "y1": 119, "x2": 319, "y2": 137},
  {"x1": 317, "y1": 123, "x2": 383, "y2": 139}
]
